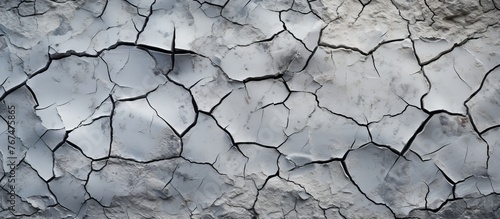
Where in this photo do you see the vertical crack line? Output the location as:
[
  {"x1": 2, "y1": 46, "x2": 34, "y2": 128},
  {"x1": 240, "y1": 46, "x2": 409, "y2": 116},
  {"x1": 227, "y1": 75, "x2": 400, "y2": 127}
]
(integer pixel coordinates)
[
  {"x1": 371, "y1": 54, "x2": 381, "y2": 77},
  {"x1": 422, "y1": 0, "x2": 436, "y2": 26},
  {"x1": 135, "y1": 0, "x2": 156, "y2": 43},
  {"x1": 400, "y1": 115, "x2": 432, "y2": 156},
  {"x1": 452, "y1": 62, "x2": 472, "y2": 89},
  {"x1": 168, "y1": 26, "x2": 176, "y2": 75}
]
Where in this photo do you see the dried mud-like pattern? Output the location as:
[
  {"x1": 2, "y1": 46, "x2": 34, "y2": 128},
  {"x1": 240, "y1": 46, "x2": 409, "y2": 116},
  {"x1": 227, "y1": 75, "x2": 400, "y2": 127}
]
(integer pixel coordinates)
[{"x1": 0, "y1": 0, "x2": 499, "y2": 218}]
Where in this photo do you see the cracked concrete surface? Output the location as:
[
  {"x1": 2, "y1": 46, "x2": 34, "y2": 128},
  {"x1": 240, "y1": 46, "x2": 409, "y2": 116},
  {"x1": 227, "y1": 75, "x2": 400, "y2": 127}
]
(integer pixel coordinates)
[{"x1": 0, "y1": 0, "x2": 499, "y2": 218}]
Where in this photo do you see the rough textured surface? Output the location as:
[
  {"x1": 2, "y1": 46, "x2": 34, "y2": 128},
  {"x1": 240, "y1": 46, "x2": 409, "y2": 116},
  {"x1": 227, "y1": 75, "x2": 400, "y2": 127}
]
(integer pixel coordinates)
[{"x1": 0, "y1": 0, "x2": 499, "y2": 218}]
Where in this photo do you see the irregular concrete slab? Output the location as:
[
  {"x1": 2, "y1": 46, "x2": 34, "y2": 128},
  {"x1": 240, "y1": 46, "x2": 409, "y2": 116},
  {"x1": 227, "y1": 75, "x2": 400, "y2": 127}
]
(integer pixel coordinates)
[
  {"x1": 345, "y1": 144, "x2": 453, "y2": 216},
  {"x1": 147, "y1": 81, "x2": 196, "y2": 135},
  {"x1": 313, "y1": 45, "x2": 426, "y2": 123},
  {"x1": 111, "y1": 99, "x2": 181, "y2": 162},
  {"x1": 411, "y1": 113, "x2": 488, "y2": 183},
  {"x1": 182, "y1": 113, "x2": 232, "y2": 164}
]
